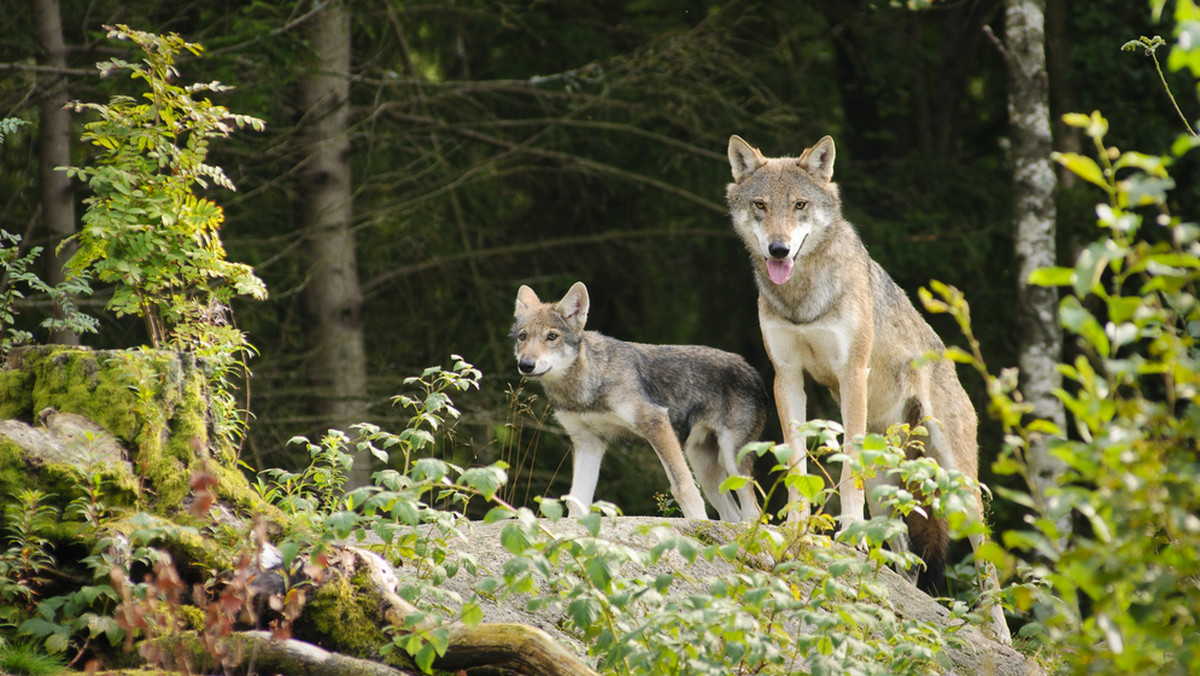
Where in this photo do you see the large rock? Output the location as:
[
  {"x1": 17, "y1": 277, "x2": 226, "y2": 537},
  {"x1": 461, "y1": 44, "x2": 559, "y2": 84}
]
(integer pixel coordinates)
[{"x1": 324, "y1": 516, "x2": 1043, "y2": 676}]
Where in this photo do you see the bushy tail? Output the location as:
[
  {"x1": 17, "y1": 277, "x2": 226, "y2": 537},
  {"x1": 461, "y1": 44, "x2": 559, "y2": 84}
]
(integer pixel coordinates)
[{"x1": 905, "y1": 510, "x2": 949, "y2": 595}]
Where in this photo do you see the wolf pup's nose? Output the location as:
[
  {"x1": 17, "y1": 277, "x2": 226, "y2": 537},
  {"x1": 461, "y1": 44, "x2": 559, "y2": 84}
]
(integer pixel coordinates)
[
  {"x1": 768, "y1": 241, "x2": 790, "y2": 259},
  {"x1": 518, "y1": 359, "x2": 536, "y2": 374}
]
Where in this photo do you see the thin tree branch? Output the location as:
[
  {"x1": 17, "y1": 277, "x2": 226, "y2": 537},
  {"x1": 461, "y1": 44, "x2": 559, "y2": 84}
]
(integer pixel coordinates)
[{"x1": 360, "y1": 228, "x2": 733, "y2": 298}]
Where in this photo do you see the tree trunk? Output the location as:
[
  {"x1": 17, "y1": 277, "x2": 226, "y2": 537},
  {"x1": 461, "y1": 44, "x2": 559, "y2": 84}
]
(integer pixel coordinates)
[
  {"x1": 1004, "y1": 0, "x2": 1068, "y2": 535},
  {"x1": 30, "y1": 0, "x2": 78, "y2": 344},
  {"x1": 297, "y1": 0, "x2": 370, "y2": 485}
]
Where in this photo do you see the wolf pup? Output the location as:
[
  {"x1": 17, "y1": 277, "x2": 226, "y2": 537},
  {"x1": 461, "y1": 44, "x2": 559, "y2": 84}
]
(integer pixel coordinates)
[
  {"x1": 511, "y1": 281, "x2": 767, "y2": 522},
  {"x1": 726, "y1": 135, "x2": 1011, "y2": 644}
]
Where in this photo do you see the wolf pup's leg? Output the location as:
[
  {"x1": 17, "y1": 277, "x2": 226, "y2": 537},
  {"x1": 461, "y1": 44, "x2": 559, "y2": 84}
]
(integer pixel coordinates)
[
  {"x1": 686, "y1": 432, "x2": 744, "y2": 522},
  {"x1": 637, "y1": 407, "x2": 709, "y2": 520},
  {"x1": 717, "y1": 428, "x2": 760, "y2": 521},
  {"x1": 560, "y1": 424, "x2": 607, "y2": 518}
]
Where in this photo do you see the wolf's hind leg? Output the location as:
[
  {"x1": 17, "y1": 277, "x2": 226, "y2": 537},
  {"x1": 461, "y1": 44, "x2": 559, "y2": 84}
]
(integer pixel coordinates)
[
  {"x1": 967, "y1": 494, "x2": 1012, "y2": 645},
  {"x1": 640, "y1": 409, "x2": 709, "y2": 520},
  {"x1": 717, "y1": 429, "x2": 760, "y2": 522},
  {"x1": 687, "y1": 431, "x2": 743, "y2": 522}
]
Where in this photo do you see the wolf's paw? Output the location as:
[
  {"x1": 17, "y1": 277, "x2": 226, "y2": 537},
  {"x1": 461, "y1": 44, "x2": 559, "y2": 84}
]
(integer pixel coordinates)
[{"x1": 563, "y1": 495, "x2": 589, "y2": 518}]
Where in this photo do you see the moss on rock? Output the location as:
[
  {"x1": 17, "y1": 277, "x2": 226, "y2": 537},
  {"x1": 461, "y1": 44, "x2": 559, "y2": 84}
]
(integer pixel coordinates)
[
  {"x1": 0, "y1": 346, "x2": 273, "y2": 520},
  {"x1": 299, "y1": 571, "x2": 392, "y2": 661},
  {"x1": 0, "y1": 365, "x2": 32, "y2": 419}
]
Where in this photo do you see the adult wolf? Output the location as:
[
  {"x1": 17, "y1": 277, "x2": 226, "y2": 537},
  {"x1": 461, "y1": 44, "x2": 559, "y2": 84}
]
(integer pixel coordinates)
[
  {"x1": 725, "y1": 135, "x2": 1011, "y2": 644},
  {"x1": 511, "y1": 281, "x2": 766, "y2": 522}
]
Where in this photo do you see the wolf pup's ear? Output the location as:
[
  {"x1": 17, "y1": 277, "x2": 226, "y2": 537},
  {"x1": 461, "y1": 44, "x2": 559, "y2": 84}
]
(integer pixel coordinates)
[
  {"x1": 556, "y1": 281, "x2": 590, "y2": 331},
  {"x1": 515, "y1": 285, "x2": 541, "y2": 315},
  {"x1": 728, "y1": 135, "x2": 766, "y2": 183},
  {"x1": 800, "y1": 135, "x2": 836, "y2": 183}
]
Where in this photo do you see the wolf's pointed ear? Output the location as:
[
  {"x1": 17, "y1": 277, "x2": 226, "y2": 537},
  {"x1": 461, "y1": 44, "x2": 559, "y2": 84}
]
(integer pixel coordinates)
[
  {"x1": 556, "y1": 281, "x2": 590, "y2": 331},
  {"x1": 728, "y1": 135, "x2": 766, "y2": 183},
  {"x1": 515, "y1": 285, "x2": 540, "y2": 315},
  {"x1": 800, "y1": 135, "x2": 836, "y2": 183}
]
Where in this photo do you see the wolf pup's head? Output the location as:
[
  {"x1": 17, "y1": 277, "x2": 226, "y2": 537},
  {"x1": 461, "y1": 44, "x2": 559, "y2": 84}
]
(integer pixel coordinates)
[
  {"x1": 510, "y1": 282, "x2": 588, "y2": 380},
  {"x1": 725, "y1": 135, "x2": 840, "y2": 286}
]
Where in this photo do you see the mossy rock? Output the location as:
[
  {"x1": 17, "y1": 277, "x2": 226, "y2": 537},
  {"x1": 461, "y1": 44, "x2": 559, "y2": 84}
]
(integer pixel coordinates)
[
  {"x1": 297, "y1": 571, "x2": 393, "y2": 661},
  {"x1": 0, "y1": 345, "x2": 269, "y2": 519}
]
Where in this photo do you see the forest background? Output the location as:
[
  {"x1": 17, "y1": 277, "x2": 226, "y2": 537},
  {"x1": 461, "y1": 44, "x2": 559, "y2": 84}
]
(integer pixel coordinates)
[{"x1": 1, "y1": 0, "x2": 1189, "y2": 529}]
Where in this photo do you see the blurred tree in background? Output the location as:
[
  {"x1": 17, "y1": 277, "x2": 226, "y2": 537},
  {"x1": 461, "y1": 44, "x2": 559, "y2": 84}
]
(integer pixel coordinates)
[{"x1": 1, "y1": 0, "x2": 1192, "y2": 521}]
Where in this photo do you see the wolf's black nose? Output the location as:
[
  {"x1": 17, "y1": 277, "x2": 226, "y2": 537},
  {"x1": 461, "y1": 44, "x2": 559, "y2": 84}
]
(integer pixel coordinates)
[
  {"x1": 518, "y1": 359, "x2": 536, "y2": 374},
  {"x1": 768, "y1": 241, "x2": 790, "y2": 259}
]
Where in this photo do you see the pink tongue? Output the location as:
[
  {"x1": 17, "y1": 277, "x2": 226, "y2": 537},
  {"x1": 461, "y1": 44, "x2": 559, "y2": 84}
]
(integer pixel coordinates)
[{"x1": 766, "y1": 258, "x2": 794, "y2": 285}]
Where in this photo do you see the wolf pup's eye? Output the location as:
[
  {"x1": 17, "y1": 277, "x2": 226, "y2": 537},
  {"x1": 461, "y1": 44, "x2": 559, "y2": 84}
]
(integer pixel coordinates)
[
  {"x1": 752, "y1": 199, "x2": 766, "y2": 210},
  {"x1": 794, "y1": 200, "x2": 807, "y2": 210},
  {"x1": 547, "y1": 331, "x2": 559, "y2": 342},
  {"x1": 517, "y1": 331, "x2": 527, "y2": 342}
]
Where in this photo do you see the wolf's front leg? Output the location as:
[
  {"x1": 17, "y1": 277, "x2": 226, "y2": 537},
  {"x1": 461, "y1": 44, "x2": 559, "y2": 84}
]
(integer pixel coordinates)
[
  {"x1": 563, "y1": 430, "x2": 606, "y2": 518},
  {"x1": 836, "y1": 366, "x2": 870, "y2": 536},
  {"x1": 773, "y1": 368, "x2": 809, "y2": 523}
]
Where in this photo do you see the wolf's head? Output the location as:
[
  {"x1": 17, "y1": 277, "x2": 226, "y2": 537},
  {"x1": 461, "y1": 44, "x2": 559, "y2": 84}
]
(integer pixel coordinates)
[
  {"x1": 725, "y1": 135, "x2": 841, "y2": 285},
  {"x1": 510, "y1": 282, "x2": 588, "y2": 380}
]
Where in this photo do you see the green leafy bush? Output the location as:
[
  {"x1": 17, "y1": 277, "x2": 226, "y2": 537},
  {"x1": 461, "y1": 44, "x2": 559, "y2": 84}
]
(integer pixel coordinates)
[
  {"x1": 63, "y1": 25, "x2": 268, "y2": 447},
  {"x1": 64, "y1": 25, "x2": 266, "y2": 346},
  {"x1": 920, "y1": 33, "x2": 1200, "y2": 671},
  {"x1": 0, "y1": 119, "x2": 97, "y2": 357}
]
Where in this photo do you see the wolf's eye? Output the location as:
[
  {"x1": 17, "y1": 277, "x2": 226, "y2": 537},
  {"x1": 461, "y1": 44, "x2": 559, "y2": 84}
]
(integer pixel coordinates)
[
  {"x1": 547, "y1": 331, "x2": 559, "y2": 342},
  {"x1": 794, "y1": 200, "x2": 807, "y2": 210},
  {"x1": 752, "y1": 199, "x2": 766, "y2": 210},
  {"x1": 518, "y1": 331, "x2": 528, "y2": 342}
]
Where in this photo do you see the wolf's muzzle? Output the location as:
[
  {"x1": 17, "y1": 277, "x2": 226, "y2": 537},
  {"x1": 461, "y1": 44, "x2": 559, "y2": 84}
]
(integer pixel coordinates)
[
  {"x1": 518, "y1": 358, "x2": 537, "y2": 375},
  {"x1": 768, "y1": 241, "x2": 790, "y2": 259}
]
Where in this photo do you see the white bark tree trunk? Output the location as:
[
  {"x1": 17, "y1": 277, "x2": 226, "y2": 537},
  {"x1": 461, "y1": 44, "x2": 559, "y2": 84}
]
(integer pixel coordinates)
[
  {"x1": 297, "y1": 0, "x2": 371, "y2": 486},
  {"x1": 31, "y1": 0, "x2": 78, "y2": 344},
  {"x1": 1005, "y1": 0, "x2": 1068, "y2": 535}
]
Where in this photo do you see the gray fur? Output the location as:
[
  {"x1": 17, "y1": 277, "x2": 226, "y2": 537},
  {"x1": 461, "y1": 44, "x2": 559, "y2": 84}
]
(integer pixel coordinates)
[{"x1": 512, "y1": 281, "x2": 767, "y2": 522}]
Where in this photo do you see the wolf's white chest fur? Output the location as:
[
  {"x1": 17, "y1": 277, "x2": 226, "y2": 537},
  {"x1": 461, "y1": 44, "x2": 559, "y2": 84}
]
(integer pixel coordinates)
[{"x1": 759, "y1": 303, "x2": 861, "y2": 391}]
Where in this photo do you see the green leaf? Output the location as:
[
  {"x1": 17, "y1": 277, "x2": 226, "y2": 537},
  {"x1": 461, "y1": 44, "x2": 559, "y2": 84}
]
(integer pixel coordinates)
[
  {"x1": 786, "y1": 473, "x2": 825, "y2": 503},
  {"x1": 1059, "y1": 296, "x2": 1110, "y2": 357},
  {"x1": 1027, "y1": 266, "x2": 1074, "y2": 287},
  {"x1": 460, "y1": 465, "x2": 507, "y2": 501},
  {"x1": 484, "y1": 506, "x2": 516, "y2": 523},
  {"x1": 460, "y1": 599, "x2": 483, "y2": 627},
  {"x1": 718, "y1": 474, "x2": 750, "y2": 492},
  {"x1": 580, "y1": 511, "x2": 602, "y2": 536},
  {"x1": 278, "y1": 539, "x2": 301, "y2": 566},
  {"x1": 1052, "y1": 152, "x2": 1106, "y2": 188},
  {"x1": 325, "y1": 510, "x2": 359, "y2": 538},
  {"x1": 500, "y1": 523, "x2": 532, "y2": 555},
  {"x1": 568, "y1": 597, "x2": 602, "y2": 629},
  {"x1": 537, "y1": 498, "x2": 563, "y2": 521}
]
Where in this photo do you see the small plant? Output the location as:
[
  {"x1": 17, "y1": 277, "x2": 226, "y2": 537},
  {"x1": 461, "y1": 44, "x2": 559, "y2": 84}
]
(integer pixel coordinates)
[
  {"x1": 0, "y1": 117, "x2": 30, "y2": 143},
  {"x1": 63, "y1": 25, "x2": 266, "y2": 346},
  {"x1": 63, "y1": 25, "x2": 267, "y2": 449},
  {"x1": 372, "y1": 354, "x2": 482, "y2": 474},
  {"x1": 0, "y1": 230, "x2": 99, "y2": 358},
  {"x1": 0, "y1": 641, "x2": 67, "y2": 676},
  {"x1": 496, "y1": 384, "x2": 552, "y2": 507},
  {"x1": 0, "y1": 491, "x2": 58, "y2": 627}
]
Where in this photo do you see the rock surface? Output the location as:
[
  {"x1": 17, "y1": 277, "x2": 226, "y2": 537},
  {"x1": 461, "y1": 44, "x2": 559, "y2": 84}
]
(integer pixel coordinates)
[{"x1": 362, "y1": 516, "x2": 1044, "y2": 676}]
